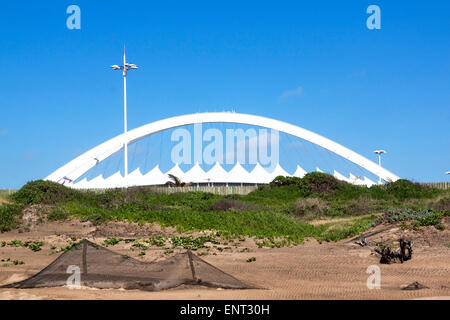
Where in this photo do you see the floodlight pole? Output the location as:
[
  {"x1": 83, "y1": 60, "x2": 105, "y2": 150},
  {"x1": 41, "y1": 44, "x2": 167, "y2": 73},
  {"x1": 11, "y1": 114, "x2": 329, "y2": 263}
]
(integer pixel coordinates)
[
  {"x1": 111, "y1": 48, "x2": 138, "y2": 188},
  {"x1": 123, "y1": 52, "x2": 128, "y2": 189},
  {"x1": 374, "y1": 150, "x2": 386, "y2": 184}
]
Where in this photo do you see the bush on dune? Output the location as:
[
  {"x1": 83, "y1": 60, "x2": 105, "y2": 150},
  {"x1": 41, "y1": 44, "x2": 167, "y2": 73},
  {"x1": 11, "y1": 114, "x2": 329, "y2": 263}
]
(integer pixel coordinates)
[
  {"x1": 11, "y1": 180, "x2": 78, "y2": 205},
  {"x1": 294, "y1": 197, "x2": 329, "y2": 216},
  {"x1": 268, "y1": 172, "x2": 342, "y2": 197},
  {"x1": 209, "y1": 198, "x2": 258, "y2": 211},
  {"x1": 267, "y1": 173, "x2": 444, "y2": 202},
  {"x1": 2, "y1": 175, "x2": 447, "y2": 241},
  {"x1": 0, "y1": 204, "x2": 24, "y2": 232},
  {"x1": 385, "y1": 179, "x2": 442, "y2": 200},
  {"x1": 429, "y1": 196, "x2": 450, "y2": 213},
  {"x1": 374, "y1": 207, "x2": 449, "y2": 230}
]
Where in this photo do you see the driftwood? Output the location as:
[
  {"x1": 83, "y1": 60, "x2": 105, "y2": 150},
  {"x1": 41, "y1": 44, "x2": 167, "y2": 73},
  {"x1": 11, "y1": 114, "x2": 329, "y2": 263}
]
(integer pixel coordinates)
[
  {"x1": 355, "y1": 237, "x2": 370, "y2": 247},
  {"x1": 402, "y1": 281, "x2": 428, "y2": 290},
  {"x1": 376, "y1": 238, "x2": 413, "y2": 264}
]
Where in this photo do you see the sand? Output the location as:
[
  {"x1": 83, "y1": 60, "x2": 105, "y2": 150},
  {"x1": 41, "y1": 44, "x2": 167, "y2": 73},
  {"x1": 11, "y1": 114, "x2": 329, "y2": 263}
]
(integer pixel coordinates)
[{"x1": 0, "y1": 218, "x2": 449, "y2": 300}]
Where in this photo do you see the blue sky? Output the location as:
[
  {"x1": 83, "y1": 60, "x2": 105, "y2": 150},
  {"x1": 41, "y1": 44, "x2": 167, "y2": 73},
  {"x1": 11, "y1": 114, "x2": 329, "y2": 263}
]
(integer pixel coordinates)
[{"x1": 1, "y1": 0, "x2": 449, "y2": 188}]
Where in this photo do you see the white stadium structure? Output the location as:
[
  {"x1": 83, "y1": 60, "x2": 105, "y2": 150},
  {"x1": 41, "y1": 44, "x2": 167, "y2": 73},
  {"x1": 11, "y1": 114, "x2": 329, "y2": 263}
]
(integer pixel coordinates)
[{"x1": 45, "y1": 112, "x2": 400, "y2": 189}]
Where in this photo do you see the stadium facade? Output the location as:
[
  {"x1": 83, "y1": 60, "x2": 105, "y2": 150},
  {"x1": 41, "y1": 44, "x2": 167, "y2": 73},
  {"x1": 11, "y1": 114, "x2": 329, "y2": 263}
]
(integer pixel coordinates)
[{"x1": 46, "y1": 112, "x2": 400, "y2": 188}]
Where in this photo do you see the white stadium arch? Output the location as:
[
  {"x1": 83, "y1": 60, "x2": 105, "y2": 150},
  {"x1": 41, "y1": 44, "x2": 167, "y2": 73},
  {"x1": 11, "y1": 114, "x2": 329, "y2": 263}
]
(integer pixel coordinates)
[{"x1": 46, "y1": 112, "x2": 400, "y2": 187}]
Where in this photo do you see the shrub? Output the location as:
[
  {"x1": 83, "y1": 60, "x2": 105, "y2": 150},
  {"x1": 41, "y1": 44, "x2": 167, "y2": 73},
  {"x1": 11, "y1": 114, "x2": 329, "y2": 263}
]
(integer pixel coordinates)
[
  {"x1": 270, "y1": 176, "x2": 303, "y2": 187},
  {"x1": 0, "y1": 204, "x2": 24, "y2": 232},
  {"x1": 340, "y1": 197, "x2": 386, "y2": 216},
  {"x1": 11, "y1": 180, "x2": 77, "y2": 205},
  {"x1": 386, "y1": 179, "x2": 441, "y2": 200},
  {"x1": 430, "y1": 197, "x2": 450, "y2": 213},
  {"x1": 47, "y1": 207, "x2": 69, "y2": 221},
  {"x1": 302, "y1": 172, "x2": 343, "y2": 196},
  {"x1": 374, "y1": 208, "x2": 448, "y2": 229},
  {"x1": 247, "y1": 184, "x2": 307, "y2": 204},
  {"x1": 294, "y1": 197, "x2": 329, "y2": 216},
  {"x1": 94, "y1": 190, "x2": 125, "y2": 209},
  {"x1": 269, "y1": 172, "x2": 344, "y2": 197},
  {"x1": 80, "y1": 212, "x2": 111, "y2": 226},
  {"x1": 334, "y1": 183, "x2": 389, "y2": 201},
  {"x1": 210, "y1": 198, "x2": 258, "y2": 211}
]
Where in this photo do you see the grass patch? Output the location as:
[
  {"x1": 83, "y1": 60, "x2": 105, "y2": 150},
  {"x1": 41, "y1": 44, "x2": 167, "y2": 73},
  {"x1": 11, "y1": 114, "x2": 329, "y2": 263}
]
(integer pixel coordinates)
[
  {"x1": 0, "y1": 196, "x2": 9, "y2": 206},
  {"x1": 3, "y1": 178, "x2": 448, "y2": 244},
  {"x1": 317, "y1": 215, "x2": 377, "y2": 242}
]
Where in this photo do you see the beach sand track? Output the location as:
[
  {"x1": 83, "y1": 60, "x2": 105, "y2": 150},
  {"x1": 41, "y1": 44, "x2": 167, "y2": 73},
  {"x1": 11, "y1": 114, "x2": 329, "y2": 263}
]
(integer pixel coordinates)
[{"x1": 0, "y1": 220, "x2": 449, "y2": 300}]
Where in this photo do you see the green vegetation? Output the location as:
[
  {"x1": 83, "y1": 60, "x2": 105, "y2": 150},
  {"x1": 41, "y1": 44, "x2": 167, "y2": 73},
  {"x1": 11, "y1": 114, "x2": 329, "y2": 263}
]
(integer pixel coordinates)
[
  {"x1": 374, "y1": 208, "x2": 449, "y2": 230},
  {"x1": 132, "y1": 243, "x2": 148, "y2": 250},
  {"x1": 1, "y1": 175, "x2": 448, "y2": 245},
  {"x1": 319, "y1": 215, "x2": 379, "y2": 242},
  {"x1": 169, "y1": 235, "x2": 220, "y2": 250},
  {"x1": 47, "y1": 207, "x2": 69, "y2": 221},
  {"x1": 10, "y1": 180, "x2": 77, "y2": 205},
  {"x1": 0, "y1": 204, "x2": 24, "y2": 232},
  {"x1": 0, "y1": 193, "x2": 10, "y2": 206},
  {"x1": 104, "y1": 237, "x2": 122, "y2": 247},
  {"x1": 58, "y1": 240, "x2": 81, "y2": 252},
  {"x1": 1, "y1": 240, "x2": 44, "y2": 252},
  {"x1": 100, "y1": 235, "x2": 223, "y2": 251},
  {"x1": 246, "y1": 257, "x2": 256, "y2": 262},
  {"x1": 145, "y1": 236, "x2": 165, "y2": 247}
]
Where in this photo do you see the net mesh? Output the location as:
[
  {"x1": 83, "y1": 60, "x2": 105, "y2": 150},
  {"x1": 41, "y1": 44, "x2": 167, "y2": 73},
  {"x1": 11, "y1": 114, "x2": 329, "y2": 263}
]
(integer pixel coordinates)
[{"x1": 1, "y1": 239, "x2": 253, "y2": 291}]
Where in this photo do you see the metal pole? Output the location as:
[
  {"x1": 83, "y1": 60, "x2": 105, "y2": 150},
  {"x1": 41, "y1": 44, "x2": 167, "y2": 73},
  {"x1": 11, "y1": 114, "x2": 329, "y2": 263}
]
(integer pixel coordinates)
[
  {"x1": 123, "y1": 51, "x2": 128, "y2": 188},
  {"x1": 378, "y1": 154, "x2": 382, "y2": 184},
  {"x1": 111, "y1": 49, "x2": 137, "y2": 189}
]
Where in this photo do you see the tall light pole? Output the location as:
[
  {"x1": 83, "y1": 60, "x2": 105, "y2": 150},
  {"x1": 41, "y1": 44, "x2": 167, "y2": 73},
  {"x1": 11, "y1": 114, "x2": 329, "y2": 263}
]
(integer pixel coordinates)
[
  {"x1": 373, "y1": 149, "x2": 386, "y2": 184},
  {"x1": 111, "y1": 49, "x2": 138, "y2": 188}
]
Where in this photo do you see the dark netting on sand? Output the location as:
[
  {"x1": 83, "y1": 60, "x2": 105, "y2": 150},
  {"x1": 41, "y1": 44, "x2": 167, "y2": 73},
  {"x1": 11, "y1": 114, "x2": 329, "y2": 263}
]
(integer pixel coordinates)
[{"x1": 1, "y1": 239, "x2": 253, "y2": 291}]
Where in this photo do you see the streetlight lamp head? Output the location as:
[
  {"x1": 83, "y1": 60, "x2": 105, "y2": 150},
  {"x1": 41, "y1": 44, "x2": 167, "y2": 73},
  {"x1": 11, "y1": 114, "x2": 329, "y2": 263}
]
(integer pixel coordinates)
[
  {"x1": 111, "y1": 63, "x2": 138, "y2": 71},
  {"x1": 374, "y1": 150, "x2": 386, "y2": 154},
  {"x1": 125, "y1": 63, "x2": 138, "y2": 70}
]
